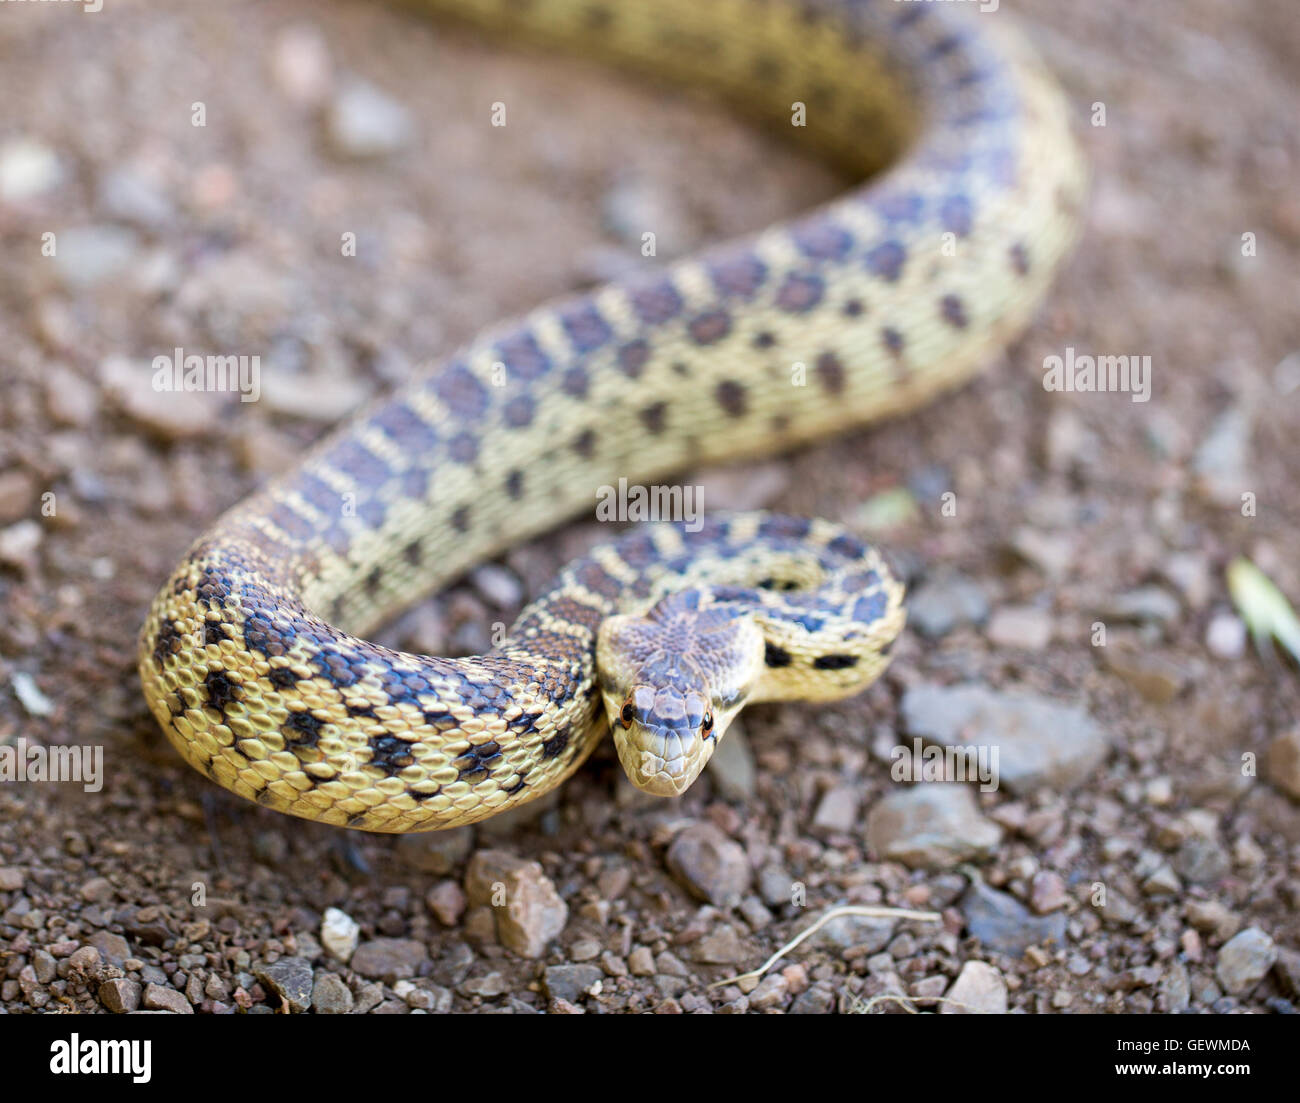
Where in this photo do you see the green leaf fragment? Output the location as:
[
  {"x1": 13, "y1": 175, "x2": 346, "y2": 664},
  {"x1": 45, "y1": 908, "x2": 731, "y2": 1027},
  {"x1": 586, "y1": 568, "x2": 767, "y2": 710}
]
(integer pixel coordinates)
[{"x1": 1226, "y1": 556, "x2": 1300, "y2": 664}]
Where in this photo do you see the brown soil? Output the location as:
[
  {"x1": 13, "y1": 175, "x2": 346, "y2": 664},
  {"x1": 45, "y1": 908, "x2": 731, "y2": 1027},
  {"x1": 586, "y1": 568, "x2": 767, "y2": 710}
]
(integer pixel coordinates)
[{"x1": 1, "y1": 0, "x2": 1297, "y2": 1014}]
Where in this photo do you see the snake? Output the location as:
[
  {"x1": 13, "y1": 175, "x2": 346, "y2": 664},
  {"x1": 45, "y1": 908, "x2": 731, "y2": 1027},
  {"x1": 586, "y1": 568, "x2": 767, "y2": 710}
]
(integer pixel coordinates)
[{"x1": 138, "y1": 0, "x2": 1085, "y2": 833}]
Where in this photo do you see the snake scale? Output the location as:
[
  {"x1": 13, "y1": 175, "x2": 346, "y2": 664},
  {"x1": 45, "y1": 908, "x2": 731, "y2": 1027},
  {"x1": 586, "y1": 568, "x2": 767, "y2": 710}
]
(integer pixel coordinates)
[{"x1": 139, "y1": 0, "x2": 1085, "y2": 833}]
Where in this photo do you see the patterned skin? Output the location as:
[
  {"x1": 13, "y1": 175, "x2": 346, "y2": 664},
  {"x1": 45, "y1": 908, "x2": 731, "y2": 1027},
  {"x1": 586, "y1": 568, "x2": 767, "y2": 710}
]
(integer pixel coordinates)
[{"x1": 138, "y1": 0, "x2": 1084, "y2": 832}]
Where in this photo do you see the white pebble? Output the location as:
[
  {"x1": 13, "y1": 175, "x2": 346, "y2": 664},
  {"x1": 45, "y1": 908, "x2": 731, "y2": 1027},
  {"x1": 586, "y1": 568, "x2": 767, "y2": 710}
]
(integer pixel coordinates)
[
  {"x1": 11, "y1": 672, "x2": 54, "y2": 718},
  {"x1": 0, "y1": 137, "x2": 63, "y2": 202},
  {"x1": 326, "y1": 81, "x2": 414, "y2": 159},
  {"x1": 1205, "y1": 611, "x2": 1246, "y2": 659},
  {"x1": 320, "y1": 906, "x2": 360, "y2": 962}
]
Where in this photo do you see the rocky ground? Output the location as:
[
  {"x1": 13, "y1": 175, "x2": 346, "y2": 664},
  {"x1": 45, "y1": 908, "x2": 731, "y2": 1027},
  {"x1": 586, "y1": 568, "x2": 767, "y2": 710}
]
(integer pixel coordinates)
[{"x1": 1, "y1": 0, "x2": 1298, "y2": 1014}]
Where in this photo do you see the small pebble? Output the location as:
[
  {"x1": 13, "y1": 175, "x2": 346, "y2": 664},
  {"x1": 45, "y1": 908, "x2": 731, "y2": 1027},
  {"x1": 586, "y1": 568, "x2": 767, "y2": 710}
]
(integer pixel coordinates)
[
  {"x1": 320, "y1": 907, "x2": 360, "y2": 962},
  {"x1": 1215, "y1": 927, "x2": 1277, "y2": 995},
  {"x1": 941, "y1": 961, "x2": 1008, "y2": 1015},
  {"x1": 326, "y1": 81, "x2": 414, "y2": 159},
  {"x1": 665, "y1": 822, "x2": 751, "y2": 907}
]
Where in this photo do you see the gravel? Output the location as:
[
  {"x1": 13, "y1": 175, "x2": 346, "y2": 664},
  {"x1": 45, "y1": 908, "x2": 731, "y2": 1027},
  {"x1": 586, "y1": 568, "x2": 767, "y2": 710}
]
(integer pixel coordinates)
[
  {"x1": 665, "y1": 823, "x2": 752, "y2": 907},
  {"x1": 866, "y1": 784, "x2": 1002, "y2": 868},
  {"x1": 901, "y1": 683, "x2": 1111, "y2": 794},
  {"x1": 0, "y1": 0, "x2": 1295, "y2": 1019},
  {"x1": 942, "y1": 961, "x2": 1009, "y2": 1015}
]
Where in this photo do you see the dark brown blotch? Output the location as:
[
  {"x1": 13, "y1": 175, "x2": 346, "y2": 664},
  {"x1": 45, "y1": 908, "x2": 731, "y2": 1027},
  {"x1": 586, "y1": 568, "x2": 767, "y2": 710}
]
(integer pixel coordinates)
[
  {"x1": 865, "y1": 241, "x2": 907, "y2": 283},
  {"x1": 639, "y1": 401, "x2": 668, "y2": 434},
  {"x1": 815, "y1": 351, "x2": 846, "y2": 394},
  {"x1": 940, "y1": 293, "x2": 968, "y2": 329},
  {"x1": 503, "y1": 393, "x2": 536, "y2": 428},
  {"x1": 715, "y1": 379, "x2": 747, "y2": 417},
  {"x1": 689, "y1": 310, "x2": 732, "y2": 346},
  {"x1": 617, "y1": 339, "x2": 651, "y2": 379},
  {"x1": 774, "y1": 272, "x2": 825, "y2": 313}
]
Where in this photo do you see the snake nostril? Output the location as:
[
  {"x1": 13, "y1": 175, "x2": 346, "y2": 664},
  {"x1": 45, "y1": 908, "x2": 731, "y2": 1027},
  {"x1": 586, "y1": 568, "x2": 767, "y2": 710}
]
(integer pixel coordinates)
[{"x1": 620, "y1": 700, "x2": 636, "y2": 728}]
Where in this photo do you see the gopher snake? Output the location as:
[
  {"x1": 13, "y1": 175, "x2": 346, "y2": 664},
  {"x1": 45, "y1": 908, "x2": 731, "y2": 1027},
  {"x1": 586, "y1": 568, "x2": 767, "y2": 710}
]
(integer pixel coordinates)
[{"x1": 139, "y1": 0, "x2": 1084, "y2": 832}]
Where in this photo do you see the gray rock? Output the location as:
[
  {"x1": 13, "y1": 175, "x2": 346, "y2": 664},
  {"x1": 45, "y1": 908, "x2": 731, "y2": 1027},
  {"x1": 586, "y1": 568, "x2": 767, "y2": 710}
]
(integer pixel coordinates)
[
  {"x1": 812, "y1": 784, "x2": 860, "y2": 834},
  {"x1": 98, "y1": 978, "x2": 141, "y2": 1013},
  {"x1": 962, "y1": 880, "x2": 1067, "y2": 956},
  {"x1": 141, "y1": 983, "x2": 193, "y2": 1014},
  {"x1": 1104, "y1": 648, "x2": 1189, "y2": 705},
  {"x1": 707, "y1": 722, "x2": 756, "y2": 800},
  {"x1": 748, "y1": 974, "x2": 790, "y2": 1011},
  {"x1": 326, "y1": 81, "x2": 414, "y2": 159},
  {"x1": 689, "y1": 925, "x2": 751, "y2": 965},
  {"x1": 790, "y1": 982, "x2": 837, "y2": 1014},
  {"x1": 1194, "y1": 406, "x2": 1252, "y2": 507},
  {"x1": 52, "y1": 225, "x2": 139, "y2": 290},
  {"x1": 349, "y1": 938, "x2": 428, "y2": 982},
  {"x1": 88, "y1": 930, "x2": 131, "y2": 966},
  {"x1": 901, "y1": 683, "x2": 1110, "y2": 794},
  {"x1": 627, "y1": 946, "x2": 655, "y2": 977},
  {"x1": 1215, "y1": 927, "x2": 1277, "y2": 995},
  {"x1": 79, "y1": 877, "x2": 115, "y2": 904},
  {"x1": 98, "y1": 167, "x2": 174, "y2": 227},
  {"x1": 907, "y1": 574, "x2": 989, "y2": 638},
  {"x1": 758, "y1": 866, "x2": 797, "y2": 909},
  {"x1": 1029, "y1": 871, "x2": 1068, "y2": 914},
  {"x1": 32, "y1": 949, "x2": 56, "y2": 984},
  {"x1": 655, "y1": 951, "x2": 691, "y2": 978},
  {"x1": 866, "y1": 784, "x2": 1001, "y2": 869},
  {"x1": 813, "y1": 913, "x2": 894, "y2": 954},
  {"x1": 311, "y1": 972, "x2": 354, "y2": 1014},
  {"x1": 738, "y1": 895, "x2": 773, "y2": 931},
  {"x1": 464, "y1": 850, "x2": 568, "y2": 958},
  {"x1": 602, "y1": 177, "x2": 695, "y2": 255},
  {"x1": 430, "y1": 942, "x2": 475, "y2": 987},
  {"x1": 1173, "y1": 837, "x2": 1230, "y2": 885},
  {"x1": 425, "y1": 880, "x2": 466, "y2": 927},
  {"x1": 1267, "y1": 729, "x2": 1300, "y2": 799},
  {"x1": 1103, "y1": 586, "x2": 1182, "y2": 626},
  {"x1": 665, "y1": 823, "x2": 751, "y2": 907},
  {"x1": 460, "y1": 971, "x2": 508, "y2": 998},
  {"x1": 941, "y1": 961, "x2": 1008, "y2": 1014},
  {"x1": 1273, "y1": 948, "x2": 1300, "y2": 998},
  {"x1": 255, "y1": 957, "x2": 313, "y2": 1013},
  {"x1": 654, "y1": 975, "x2": 688, "y2": 999},
  {"x1": 1007, "y1": 527, "x2": 1074, "y2": 578},
  {"x1": 542, "y1": 964, "x2": 603, "y2": 1003},
  {"x1": 1159, "y1": 961, "x2": 1190, "y2": 1012},
  {"x1": 471, "y1": 563, "x2": 523, "y2": 608},
  {"x1": 1185, "y1": 899, "x2": 1240, "y2": 941},
  {"x1": 985, "y1": 605, "x2": 1053, "y2": 650}
]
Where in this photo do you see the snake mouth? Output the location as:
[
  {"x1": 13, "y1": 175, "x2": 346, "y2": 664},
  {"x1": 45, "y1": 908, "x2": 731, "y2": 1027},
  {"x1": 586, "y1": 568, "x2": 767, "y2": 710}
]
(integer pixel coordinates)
[{"x1": 613, "y1": 727, "x2": 711, "y2": 797}]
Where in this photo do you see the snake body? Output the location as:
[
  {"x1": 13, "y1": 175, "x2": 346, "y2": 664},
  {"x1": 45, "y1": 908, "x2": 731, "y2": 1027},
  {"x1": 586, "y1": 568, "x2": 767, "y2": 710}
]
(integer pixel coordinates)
[{"x1": 139, "y1": 0, "x2": 1085, "y2": 832}]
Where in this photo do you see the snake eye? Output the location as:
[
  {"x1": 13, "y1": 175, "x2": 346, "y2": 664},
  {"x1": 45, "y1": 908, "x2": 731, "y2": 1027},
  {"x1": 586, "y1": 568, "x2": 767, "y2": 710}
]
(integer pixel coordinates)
[
  {"x1": 620, "y1": 700, "x2": 636, "y2": 728},
  {"x1": 702, "y1": 711, "x2": 714, "y2": 736}
]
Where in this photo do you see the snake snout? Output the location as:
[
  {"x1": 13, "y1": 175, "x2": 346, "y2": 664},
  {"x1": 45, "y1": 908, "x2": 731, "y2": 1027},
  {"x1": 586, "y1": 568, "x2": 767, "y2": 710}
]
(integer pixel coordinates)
[{"x1": 608, "y1": 682, "x2": 719, "y2": 797}]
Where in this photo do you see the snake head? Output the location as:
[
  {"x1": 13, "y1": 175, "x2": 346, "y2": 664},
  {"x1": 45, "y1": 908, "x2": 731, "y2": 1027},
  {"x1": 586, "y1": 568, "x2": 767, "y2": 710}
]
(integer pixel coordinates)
[{"x1": 595, "y1": 590, "x2": 764, "y2": 796}]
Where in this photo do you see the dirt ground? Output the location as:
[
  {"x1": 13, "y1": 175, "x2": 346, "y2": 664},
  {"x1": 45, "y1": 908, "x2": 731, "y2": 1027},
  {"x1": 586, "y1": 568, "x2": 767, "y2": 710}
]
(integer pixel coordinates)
[{"x1": 1, "y1": 0, "x2": 1298, "y2": 1015}]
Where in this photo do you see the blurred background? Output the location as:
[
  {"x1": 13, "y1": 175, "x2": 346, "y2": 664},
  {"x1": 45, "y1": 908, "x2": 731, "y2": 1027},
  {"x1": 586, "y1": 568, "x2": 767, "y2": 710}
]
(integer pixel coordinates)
[{"x1": 0, "y1": 0, "x2": 1297, "y2": 1015}]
